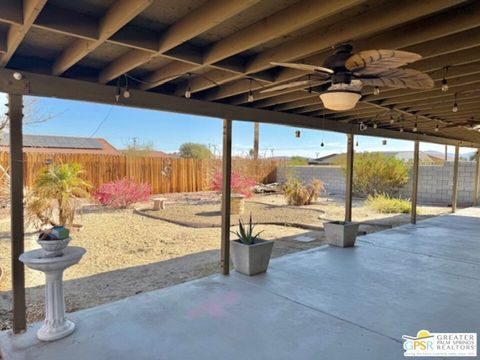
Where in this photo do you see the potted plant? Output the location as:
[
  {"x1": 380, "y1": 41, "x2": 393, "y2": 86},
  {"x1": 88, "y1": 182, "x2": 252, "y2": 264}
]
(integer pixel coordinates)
[
  {"x1": 324, "y1": 221, "x2": 359, "y2": 247},
  {"x1": 230, "y1": 215, "x2": 273, "y2": 276},
  {"x1": 37, "y1": 226, "x2": 72, "y2": 258}
]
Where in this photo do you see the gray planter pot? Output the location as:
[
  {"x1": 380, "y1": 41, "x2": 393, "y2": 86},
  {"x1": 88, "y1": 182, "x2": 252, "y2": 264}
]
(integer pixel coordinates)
[
  {"x1": 231, "y1": 239, "x2": 274, "y2": 276},
  {"x1": 324, "y1": 221, "x2": 359, "y2": 247}
]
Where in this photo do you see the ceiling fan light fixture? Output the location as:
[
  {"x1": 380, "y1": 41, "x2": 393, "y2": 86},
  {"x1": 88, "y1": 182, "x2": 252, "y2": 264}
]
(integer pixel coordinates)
[{"x1": 319, "y1": 89, "x2": 361, "y2": 111}]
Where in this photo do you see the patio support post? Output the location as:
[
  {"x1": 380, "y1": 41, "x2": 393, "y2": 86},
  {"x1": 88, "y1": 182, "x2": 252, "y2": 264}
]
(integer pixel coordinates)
[
  {"x1": 473, "y1": 150, "x2": 480, "y2": 206},
  {"x1": 8, "y1": 94, "x2": 26, "y2": 333},
  {"x1": 411, "y1": 140, "x2": 420, "y2": 224},
  {"x1": 451, "y1": 144, "x2": 460, "y2": 213},
  {"x1": 345, "y1": 133, "x2": 354, "y2": 222},
  {"x1": 220, "y1": 119, "x2": 232, "y2": 275}
]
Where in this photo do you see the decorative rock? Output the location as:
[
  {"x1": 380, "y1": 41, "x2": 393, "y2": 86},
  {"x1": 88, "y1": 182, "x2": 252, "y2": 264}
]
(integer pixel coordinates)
[{"x1": 19, "y1": 246, "x2": 86, "y2": 341}]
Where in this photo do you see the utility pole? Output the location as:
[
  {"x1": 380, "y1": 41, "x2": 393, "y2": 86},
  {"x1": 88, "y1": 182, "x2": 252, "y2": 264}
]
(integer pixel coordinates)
[{"x1": 253, "y1": 122, "x2": 259, "y2": 160}]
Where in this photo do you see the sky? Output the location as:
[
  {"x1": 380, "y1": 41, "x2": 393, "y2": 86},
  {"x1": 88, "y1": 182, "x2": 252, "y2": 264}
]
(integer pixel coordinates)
[{"x1": 0, "y1": 93, "x2": 474, "y2": 158}]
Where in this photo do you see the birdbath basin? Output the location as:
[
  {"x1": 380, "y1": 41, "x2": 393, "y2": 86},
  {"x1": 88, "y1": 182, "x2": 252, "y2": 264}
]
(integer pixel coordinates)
[{"x1": 19, "y1": 246, "x2": 86, "y2": 341}]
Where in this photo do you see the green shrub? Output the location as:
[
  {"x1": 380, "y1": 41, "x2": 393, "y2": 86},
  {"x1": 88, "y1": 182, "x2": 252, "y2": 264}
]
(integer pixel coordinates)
[
  {"x1": 288, "y1": 156, "x2": 308, "y2": 166},
  {"x1": 283, "y1": 178, "x2": 325, "y2": 206},
  {"x1": 342, "y1": 152, "x2": 409, "y2": 196},
  {"x1": 366, "y1": 194, "x2": 413, "y2": 214}
]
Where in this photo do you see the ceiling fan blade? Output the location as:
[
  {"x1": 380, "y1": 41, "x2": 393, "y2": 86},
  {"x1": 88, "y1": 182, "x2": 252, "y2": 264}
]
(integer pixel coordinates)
[
  {"x1": 270, "y1": 62, "x2": 334, "y2": 74},
  {"x1": 346, "y1": 50, "x2": 422, "y2": 72},
  {"x1": 260, "y1": 80, "x2": 310, "y2": 93},
  {"x1": 357, "y1": 68, "x2": 434, "y2": 89}
]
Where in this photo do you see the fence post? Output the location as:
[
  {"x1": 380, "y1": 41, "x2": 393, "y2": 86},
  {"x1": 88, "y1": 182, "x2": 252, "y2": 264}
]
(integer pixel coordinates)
[
  {"x1": 345, "y1": 133, "x2": 354, "y2": 222},
  {"x1": 9, "y1": 94, "x2": 26, "y2": 333},
  {"x1": 220, "y1": 119, "x2": 232, "y2": 275},
  {"x1": 451, "y1": 145, "x2": 460, "y2": 213}
]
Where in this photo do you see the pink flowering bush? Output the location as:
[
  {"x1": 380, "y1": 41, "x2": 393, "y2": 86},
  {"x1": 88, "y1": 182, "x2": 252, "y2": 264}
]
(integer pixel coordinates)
[
  {"x1": 211, "y1": 171, "x2": 256, "y2": 198},
  {"x1": 93, "y1": 178, "x2": 151, "y2": 209}
]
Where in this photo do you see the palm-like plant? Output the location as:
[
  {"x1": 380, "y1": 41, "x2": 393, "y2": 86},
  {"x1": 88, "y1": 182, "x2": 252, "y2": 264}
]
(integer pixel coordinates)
[
  {"x1": 232, "y1": 214, "x2": 263, "y2": 245},
  {"x1": 29, "y1": 163, "x2": 91, "y2": 227}
]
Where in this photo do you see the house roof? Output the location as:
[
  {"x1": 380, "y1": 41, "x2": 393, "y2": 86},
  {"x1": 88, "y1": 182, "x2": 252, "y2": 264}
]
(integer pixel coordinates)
[
  {"x1": 0, "y1": 1, "x2": 479, "y2": 147},
  {"x1": 0, "y1": 134, "x2": 121, "y2": 155}
]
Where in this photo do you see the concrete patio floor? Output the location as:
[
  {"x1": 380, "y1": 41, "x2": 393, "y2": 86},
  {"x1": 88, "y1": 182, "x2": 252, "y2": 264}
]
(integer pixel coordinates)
[{"x1": 1, "y1": 208, "x2": 479, "y2": 359}]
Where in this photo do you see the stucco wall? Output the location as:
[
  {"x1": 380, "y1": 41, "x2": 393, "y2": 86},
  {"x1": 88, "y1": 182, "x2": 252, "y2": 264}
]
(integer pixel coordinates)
[{"x1": 277, "y1": 162, "x2": 477, "y2": 205}]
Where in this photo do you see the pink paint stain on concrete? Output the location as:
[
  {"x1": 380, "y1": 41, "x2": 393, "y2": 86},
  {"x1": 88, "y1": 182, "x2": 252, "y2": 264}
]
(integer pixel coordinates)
[{"x1": 186, "y1": 291, "x2": 241, "y2": 319}]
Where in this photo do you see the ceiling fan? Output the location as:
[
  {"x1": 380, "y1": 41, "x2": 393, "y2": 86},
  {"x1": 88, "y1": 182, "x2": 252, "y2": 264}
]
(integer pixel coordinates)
[{"x1": 264, "y1": 44, "x2": 434, "y2": 111}]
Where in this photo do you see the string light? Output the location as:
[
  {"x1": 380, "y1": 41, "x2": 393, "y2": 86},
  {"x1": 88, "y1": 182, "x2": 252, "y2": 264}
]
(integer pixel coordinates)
[
  {"x1": 413, "y1": 116, "x2": 418, "y2": 132},
  {"x1": 452, "y1": 92, "x2": 458, "y2": 112},
  {"x1": 122, "y1": 75, "x2": 130, "y2": 98},
  {"x1": 400, "y1": 127, "x2": 404, "y2": 132},
  {"x1": 390, "y1": 109, "x2": 395, "y2": 124},
  {"x1": 355, "y1": 140, "x2": 359, "y2": 147},
  {"x1": 441, "y1": 66, "x2": 449, "y2": 92},
  {"x1": 295, "y1": 130, "x2": 301, "y2": 138},
  {"x1": 185, "y1": 73, "x2": 192, "y2": 98},
  {"x1": 373, "y1": 122, "x2": 378, "y2": 129},
  {"x1": 321, "y1": 141, "x2": 324, "y2": 147},
  {"x1": 382, "y1": 139, "x2": 387, "y2": 145},
  {"x1": 115, "y1": 78, "x2": 121, "y2": 102},
  {"x1": 435, "y1": 123, "x2": 439, "y2": 132},
  {"x1": 247, "y1": 79, "x2": 254, "y2": 102},
  {"x1": 373, "y1": 86, "x2": 380, "y2": 95}
]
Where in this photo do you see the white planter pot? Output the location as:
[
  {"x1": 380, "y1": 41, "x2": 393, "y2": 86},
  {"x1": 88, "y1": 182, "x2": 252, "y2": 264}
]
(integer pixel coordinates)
[
  {"x1": 324, "y1": 221, "x2": 359, "y2": 247},
  {"x1": 231, "y1": 239, "x2": 273, "y2": 276},
  {"x1": 37, "y1": 237, "x2": 71, "y2": 258}
]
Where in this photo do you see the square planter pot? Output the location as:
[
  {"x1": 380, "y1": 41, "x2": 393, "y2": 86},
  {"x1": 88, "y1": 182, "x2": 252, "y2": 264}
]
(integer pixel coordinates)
[
  {"x1": 231, "y1": 239, "x2": 273, "y2": 276},
  {"x1": 324, "y1": 221, "x2": 359, "y2": 247}
]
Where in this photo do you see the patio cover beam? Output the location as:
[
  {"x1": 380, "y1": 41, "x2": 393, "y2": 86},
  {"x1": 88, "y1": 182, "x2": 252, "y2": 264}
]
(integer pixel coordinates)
[
  {"x1": 220, "y1": 119, "x2": 232, "y2": 275},
  {"x1": 411, "y1": 140, "x2": 420, "y2": 224},
  {"x1": 0, "y1": 0, "x2": 48, "y2": 67},
  {"x1": 8, "y1": 94, "x2": 26, "y2": 333},
  {"x1": 345, "y1": 134, "x2": 354, "y2": 222},
  {"x1": 0, "y1": 68, "x2": 477, "y2": 148},
  {"x1": 98, "y1": 0, "x2": 260, "y2": 84},
  {"x1": 201, "y1": 0, "x2": 466, "y2": 101},
  {"x1": 52, "y1": 0, "x2": 154, "y2": 76},
  {"x1": 452, "y1": 145, "x2": 460, "y2": 213},
  {"x1": 141, "y1": 0, "x2": 363, "y2": 91}
]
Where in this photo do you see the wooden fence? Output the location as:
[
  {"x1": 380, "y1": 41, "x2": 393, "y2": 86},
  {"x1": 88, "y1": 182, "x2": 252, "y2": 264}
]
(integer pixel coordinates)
[{"x1": 0, "y1": 152, "x2": 282, "y2": 194}]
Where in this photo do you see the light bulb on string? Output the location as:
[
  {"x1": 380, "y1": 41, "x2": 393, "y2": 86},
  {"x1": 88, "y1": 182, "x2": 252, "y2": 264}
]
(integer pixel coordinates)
[
  {"x1": 452, "y1": 92, "x2": 458, "y2": 112},
  {"x1": 373, "y1": 86, "x2": 380, "y2": 95},
  {"x1": 247, "y1": 79, "x2": 254, "y2": 102},
  {"x1": 320, "y1": 141, "x2": 324, "y2": 147},
  {"x1": 123, "y1": 75, "x2": 130, "y2": 98},
  {"x1": 185, "y1": 73, "x2": 192, "y2": 98},
  {"x1": 413, "y1": 116, "x2": 418, "y2": 132},
  {"x1": 441, "y1": 66, "x2": 449, "y2": 92},
  {"x1": 435, "y1": 123, "x2": 439, "y2": 132},
  {"x1": 373, "y1": 123, "x2": 378, "y2": 129}
]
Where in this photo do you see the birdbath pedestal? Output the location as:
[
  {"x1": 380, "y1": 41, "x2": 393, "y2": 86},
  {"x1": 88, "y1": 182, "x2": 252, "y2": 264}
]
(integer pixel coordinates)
[{"x1": 19, "y1": 246, "x2": 86, "y2": 341}]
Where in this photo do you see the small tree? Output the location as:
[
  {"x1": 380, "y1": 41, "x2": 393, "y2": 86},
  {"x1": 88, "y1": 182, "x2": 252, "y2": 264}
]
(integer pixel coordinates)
[
  {"x1": 342, "y1": 152, "x2": 409, "y2": 196},
  {"x1": 179, "y1": 143, "x2": 212, "y2": 160},
  {"x1": 27, "y1": 163, "x2": 91, "y2": 227},
  {"x1": 93, "y1": 178, "x2": 151, "y2": 209}
]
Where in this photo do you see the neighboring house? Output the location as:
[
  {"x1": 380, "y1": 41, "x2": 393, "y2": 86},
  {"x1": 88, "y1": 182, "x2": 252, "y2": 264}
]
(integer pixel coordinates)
[
  {"x1": 0, "y1": 134, "x2": 121, "y2": 155},
  {"x1": 308, "y1": 151, "x2": 446, "y2": 165}
]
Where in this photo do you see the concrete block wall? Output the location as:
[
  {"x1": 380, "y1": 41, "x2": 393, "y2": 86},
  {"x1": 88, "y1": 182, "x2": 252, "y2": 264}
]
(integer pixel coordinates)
[
  {"x1": 277, "y1": 162, "x2": 477, "y2": 205},
  {"x1": 277, "y1": 166, "x2": 345, "y2": 195}
]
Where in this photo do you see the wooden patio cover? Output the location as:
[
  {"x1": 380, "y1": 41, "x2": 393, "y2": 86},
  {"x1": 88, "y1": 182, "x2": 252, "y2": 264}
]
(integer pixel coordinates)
[
  {"x1": 1, "y1": 0, "x2": 480, "y2": 334},
  {"x1": 0, "y1": 0, "x2": 479, "y2": 146}
]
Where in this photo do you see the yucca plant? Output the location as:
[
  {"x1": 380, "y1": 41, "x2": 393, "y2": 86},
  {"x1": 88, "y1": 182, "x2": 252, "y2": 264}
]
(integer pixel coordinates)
[{"x1": 232, "y1": 213, "x2": 263, "y2": 245}]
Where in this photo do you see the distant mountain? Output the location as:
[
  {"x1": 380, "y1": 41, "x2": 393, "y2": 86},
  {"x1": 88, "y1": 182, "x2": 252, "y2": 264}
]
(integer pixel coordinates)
[{"x1": 423, "y1": 150, "x2": 472, "y2": 161}]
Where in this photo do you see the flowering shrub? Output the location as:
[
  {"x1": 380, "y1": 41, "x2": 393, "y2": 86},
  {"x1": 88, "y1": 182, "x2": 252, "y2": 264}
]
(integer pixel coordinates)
[
  {"x1": 93, "y1": 178, "x2": 151, "y2": 209},
  {"x1": 211, "y1": 171, "x2": 256, "y2": 198}
]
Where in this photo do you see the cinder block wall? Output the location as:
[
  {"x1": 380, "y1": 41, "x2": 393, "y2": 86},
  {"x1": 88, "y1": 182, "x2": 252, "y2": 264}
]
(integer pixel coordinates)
[{"x1": 277, "y1": 162, "x2": 477, "y2": 205}]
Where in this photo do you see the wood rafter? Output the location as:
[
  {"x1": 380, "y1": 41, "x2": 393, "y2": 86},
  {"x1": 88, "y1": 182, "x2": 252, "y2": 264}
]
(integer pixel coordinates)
[
  {"x1": 52, "y1": 0, "x2": 154, "y2": 76},
  {"x1": 141, "y1": 0, "x2": 365, "y2": 91},
  {"x1": 0, "y1": 0, "x2": 47, "y2": 67},
  {"x1": 98, "y1": 0, "x2": 260, "y2": 84}
]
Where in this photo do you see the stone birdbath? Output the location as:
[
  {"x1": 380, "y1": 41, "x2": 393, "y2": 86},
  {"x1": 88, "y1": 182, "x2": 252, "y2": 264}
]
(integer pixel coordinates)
[{"x1": 19, "y1": 246, "x2": 86, "y2": 341}]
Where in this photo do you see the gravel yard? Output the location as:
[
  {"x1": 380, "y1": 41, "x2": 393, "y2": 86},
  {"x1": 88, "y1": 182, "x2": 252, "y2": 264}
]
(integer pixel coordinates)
[{"x1": 0, "y1": 193, "x2": 449, "y2": 330}]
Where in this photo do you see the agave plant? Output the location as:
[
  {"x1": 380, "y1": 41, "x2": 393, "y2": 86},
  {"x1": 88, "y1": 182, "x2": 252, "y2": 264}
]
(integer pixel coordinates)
[{"x1": 232, "y1": 213, "x2": 263, "y2": 245}]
